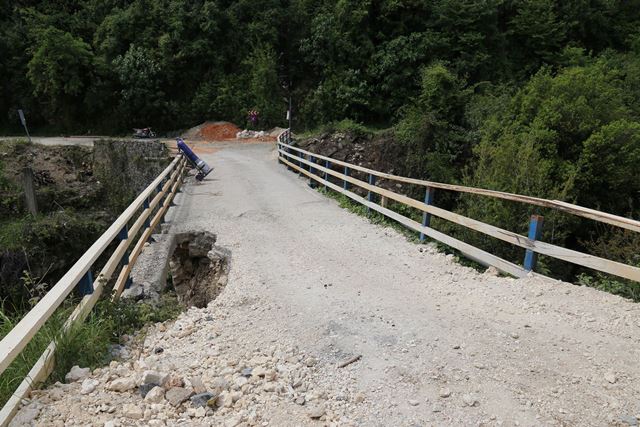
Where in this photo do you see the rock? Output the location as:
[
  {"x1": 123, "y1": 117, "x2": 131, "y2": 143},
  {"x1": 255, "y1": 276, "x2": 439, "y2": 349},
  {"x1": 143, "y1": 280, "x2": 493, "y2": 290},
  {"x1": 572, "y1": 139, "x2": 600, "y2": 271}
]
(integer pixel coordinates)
[
  {"x1": 65, "y1": 366, "x2": 91, "y2": 383},
  {"x1": 106, "y1": 377, "x2": 136, "y2": 392},
  {"x1": 195, "y1": 406, "x2": 207, "y2": 418},
  {"x1": 103, "y1": 421, "x2": 116, "y2": 427},
  {"x1": 439, "y1": 388, "x2": 452, "y2": 398},
  {"x1": 80, "y1": 378, "x2": 99, "y2": 395},
  {"x1": 11, "y1": 405, "x2": 40, "y2": 425},
  {"x1": 165, "y1": 375, "x2": 184, "y2": 388},
  {"x1": 139, "y1": 383, "x2": 160, "y2": 398},
  {"x1": 241, "y1": 367, "x2": 253, "y2": 377},
  {"x1": 408, "y1": 399, "x2": 420, "y2": 406},
  {"x1": 141, "y1": 370, "x2": 169, "y2": 386},
  {"x1": 510, "y1": 332, "x2": 520, "y2": 339},
  {"x1": 216, "y1": 391, "x2": 234, "y2": 408},
  {"x1": 154, "y1": 347, "x2": 164, "y2": 354},
  {"x1": 122, "y1": 403, "x2": 143, "y2": 420},
  {"x1": 252, "y1": 367, "x2": 267, "y2": 377},
  {"x1": 354, "y1": 393, "x2": 365, "y2": 403},
  {"x1": 305, "y1": 357, "x2": 317, "y2": 367},
  {"x1": 605, "y1": 371, "x2": 617, "y2": 384},
  {"x1": 225, "y1": 415, "x2": 242, "y2": 427},
  {"x1": 462, "y1": 394, "x2": 479, "y2": 407},
  {"x1": 191, "y1": 392, "x2": 215, "y2": 408},
  {"x1": 144, "y1": 386, "x2": 165, "y2": 403},
  {"x1": 295, "y1": 396, "x2": 305, "y2": 405},
  {"x1": 165, "y1": 387, "x2": 193, "y2": 406},
  {"x1": 620, "y1": 415, "x2": 638, "y2": 426},
  {"x1": 307, "y1": 403, "x2": 326, "y2": 419},
  {"x1": 190, "y1": 377, "x2": 207, "y2": 393},
  {"x1": 234, "y1": 376, "x2": 248, "y2": 388},
  {"x1": 484, "y1": 266, "x2": 499, "y2": 276}
]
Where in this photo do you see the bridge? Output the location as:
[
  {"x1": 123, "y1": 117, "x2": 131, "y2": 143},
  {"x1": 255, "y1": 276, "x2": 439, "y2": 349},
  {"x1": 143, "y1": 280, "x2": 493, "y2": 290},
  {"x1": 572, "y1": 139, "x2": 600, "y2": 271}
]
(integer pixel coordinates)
[{"x1": 2, "y1": 132, "x2": 640, "y2": 426}]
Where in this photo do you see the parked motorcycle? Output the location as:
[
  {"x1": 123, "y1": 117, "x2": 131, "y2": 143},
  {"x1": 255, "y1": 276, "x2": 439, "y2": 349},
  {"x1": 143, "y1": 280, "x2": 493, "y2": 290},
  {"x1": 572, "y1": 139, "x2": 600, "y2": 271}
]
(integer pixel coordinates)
[{"x1": 132, "y1": 127, "x2": 156, "y2": 138}]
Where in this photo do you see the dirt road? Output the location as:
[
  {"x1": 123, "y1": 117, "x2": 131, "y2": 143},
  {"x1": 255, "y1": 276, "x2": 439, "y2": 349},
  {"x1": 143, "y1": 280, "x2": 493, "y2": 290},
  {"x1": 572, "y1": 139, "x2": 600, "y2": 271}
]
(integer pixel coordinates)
[{"x1": 23, "y1": 142, "x2": 640, "y2": 426}]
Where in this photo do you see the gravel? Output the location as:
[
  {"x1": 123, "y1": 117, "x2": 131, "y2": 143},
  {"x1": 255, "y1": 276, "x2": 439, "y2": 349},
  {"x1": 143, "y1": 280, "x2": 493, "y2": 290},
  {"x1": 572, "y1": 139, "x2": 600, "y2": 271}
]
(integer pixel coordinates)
[{"x1": 17, "y1": 142, "x2": 640, "y2": 427}]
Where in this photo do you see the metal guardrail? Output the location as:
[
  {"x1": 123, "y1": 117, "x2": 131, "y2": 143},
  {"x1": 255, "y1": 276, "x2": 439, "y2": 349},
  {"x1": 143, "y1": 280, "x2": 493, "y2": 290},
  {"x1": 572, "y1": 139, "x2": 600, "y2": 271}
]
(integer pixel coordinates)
[
  {"x1": 0, "y1": 154, "x2": 187, "y2": 426},
  {"x1": 276, "y1": 130, "x2": 640, "y2": 282}
]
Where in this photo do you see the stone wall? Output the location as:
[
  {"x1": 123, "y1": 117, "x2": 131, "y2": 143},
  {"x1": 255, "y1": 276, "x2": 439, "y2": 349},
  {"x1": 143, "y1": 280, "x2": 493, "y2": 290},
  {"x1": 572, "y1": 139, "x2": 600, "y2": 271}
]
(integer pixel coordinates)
[{"x1": 93, "y1": 139, "x2": 170, "y2": 210}]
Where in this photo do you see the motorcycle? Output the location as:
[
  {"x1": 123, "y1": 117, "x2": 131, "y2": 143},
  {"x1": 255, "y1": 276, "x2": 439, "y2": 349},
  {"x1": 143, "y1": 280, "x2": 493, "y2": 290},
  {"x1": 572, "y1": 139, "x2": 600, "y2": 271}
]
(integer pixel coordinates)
[{"x1": 132, "y1": 127, "x2": 156, "y2": 138}]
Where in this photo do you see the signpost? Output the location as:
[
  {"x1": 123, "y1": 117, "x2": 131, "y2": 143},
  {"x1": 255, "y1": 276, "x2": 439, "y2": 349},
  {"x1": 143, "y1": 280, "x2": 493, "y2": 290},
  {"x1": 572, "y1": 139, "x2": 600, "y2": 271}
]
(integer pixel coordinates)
[{"x1": 18, "y1": 109, "x2": 32, "y2": 143}]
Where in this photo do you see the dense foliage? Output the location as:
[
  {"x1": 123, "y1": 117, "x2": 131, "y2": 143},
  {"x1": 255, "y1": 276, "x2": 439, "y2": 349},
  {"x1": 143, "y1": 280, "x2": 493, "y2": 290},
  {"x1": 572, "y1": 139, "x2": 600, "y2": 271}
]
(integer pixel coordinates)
[
  {"x1": 1, "y1": 0, "x2": 638, "y2": 133},
  {"x1": 1, "y1": 0, "x2": 640, "y2": 295}
]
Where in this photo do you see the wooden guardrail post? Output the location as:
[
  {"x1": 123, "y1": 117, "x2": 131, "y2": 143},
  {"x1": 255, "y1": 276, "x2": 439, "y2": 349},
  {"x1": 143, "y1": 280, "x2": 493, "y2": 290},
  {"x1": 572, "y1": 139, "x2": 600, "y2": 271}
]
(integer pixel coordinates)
[
  {"x1": 367, "y1": 174, "x2": 376, "y2": 214},
  {"x1": 308, "y1": 156, "x2": 317, "y2": 188},
  {"x1": 78, "y1": 270, "x2": 94, "y2": 295},
  {"x1": 298, "y1": 152, "x2": 304, "y2": 174},
  {"x1": 524, "y1": 215, "x2": 544, "y2": 271},
  {"x1": 420, "y1": 187, "x2": 436, "y2": 241},
  {"x1": 22, "y1": 167, "x2": 38, "y2": 216},
  {"x1": 343, "y1": 167, "x2": 350, "y2": 190}
]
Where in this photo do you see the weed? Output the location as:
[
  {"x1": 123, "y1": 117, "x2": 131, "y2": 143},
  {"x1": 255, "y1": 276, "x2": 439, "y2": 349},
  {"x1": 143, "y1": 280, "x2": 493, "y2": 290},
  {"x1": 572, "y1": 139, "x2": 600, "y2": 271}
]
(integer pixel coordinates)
[{"x1": 0, "y1": 293, "x2": 182, "y2": 407}]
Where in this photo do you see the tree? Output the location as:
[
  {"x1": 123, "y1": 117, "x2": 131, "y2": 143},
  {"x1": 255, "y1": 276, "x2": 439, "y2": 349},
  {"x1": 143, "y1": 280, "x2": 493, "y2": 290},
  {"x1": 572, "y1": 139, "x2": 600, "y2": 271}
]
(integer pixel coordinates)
[
  {"x1": 395, "y1": 63, "x2": 472, "y2": 183},
  {"x1": 27, "y1": 26, "x2": 94, "y2": 129},
  {"x1": 112, "y1": 44, "x2": 166, "y2": 127}
]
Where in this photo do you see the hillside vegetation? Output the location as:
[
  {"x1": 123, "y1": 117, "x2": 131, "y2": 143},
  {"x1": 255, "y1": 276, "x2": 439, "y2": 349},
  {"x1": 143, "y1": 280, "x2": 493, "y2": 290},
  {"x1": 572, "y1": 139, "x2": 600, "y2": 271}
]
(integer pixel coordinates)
[{"x1": 1, "y1": 1, "x2": 639, "y2": 295}]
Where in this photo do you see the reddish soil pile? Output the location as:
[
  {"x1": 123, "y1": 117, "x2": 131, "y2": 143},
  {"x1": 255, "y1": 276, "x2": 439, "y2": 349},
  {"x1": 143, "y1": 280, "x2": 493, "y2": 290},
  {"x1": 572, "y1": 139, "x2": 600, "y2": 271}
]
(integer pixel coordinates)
[{"x1": 185, "y1": 121, "x2": 241, "y2": 141}]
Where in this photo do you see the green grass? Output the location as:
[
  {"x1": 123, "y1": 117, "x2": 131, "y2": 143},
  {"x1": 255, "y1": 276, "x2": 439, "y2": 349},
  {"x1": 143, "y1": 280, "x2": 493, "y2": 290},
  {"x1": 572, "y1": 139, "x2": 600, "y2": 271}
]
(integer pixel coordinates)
[{"x1": 0, "y1": 294, "x2": 182, "y2": 406}]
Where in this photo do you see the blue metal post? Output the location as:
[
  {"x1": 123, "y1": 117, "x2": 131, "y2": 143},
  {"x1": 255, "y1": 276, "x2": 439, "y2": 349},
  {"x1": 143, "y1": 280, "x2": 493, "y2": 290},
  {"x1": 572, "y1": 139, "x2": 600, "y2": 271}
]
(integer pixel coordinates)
[
  {"x1": 78, "y1": 269, "x2": 94, "y2": 296},
  {"x1": 324, "y1": 160, "x2": 330, "y2": 189},
  {"x1": 367, "y1": 174, "x2": 376, "y2": 214},
  {"x1": 308, "y1": 156, "x2": 317, "y2": 188},
  {"x1": 118, "y1": 225, "x2": 133, "y2": 289},
  {"x1": 524, "y1": 215, "x2": 544, "y2": 271},
  {"x1": 343, "y1": 167, "x2": 350, "y2": 190},
  {"x1": 420, "y1": 187, "x2": 436, "y2": 242}
]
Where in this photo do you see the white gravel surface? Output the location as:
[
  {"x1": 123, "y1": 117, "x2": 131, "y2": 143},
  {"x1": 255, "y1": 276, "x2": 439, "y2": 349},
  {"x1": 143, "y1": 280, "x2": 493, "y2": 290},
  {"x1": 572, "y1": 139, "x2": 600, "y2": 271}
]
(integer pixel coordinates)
[{"x1": 18, "y1": 142, "x2": 640, "y2": 427}]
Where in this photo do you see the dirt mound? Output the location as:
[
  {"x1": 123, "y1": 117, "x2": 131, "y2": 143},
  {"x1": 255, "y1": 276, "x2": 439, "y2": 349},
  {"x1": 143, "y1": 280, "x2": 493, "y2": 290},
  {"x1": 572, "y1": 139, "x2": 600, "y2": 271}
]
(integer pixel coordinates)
[{"x1": 184, "y1": 121, "x2": 241, "y2": 141}]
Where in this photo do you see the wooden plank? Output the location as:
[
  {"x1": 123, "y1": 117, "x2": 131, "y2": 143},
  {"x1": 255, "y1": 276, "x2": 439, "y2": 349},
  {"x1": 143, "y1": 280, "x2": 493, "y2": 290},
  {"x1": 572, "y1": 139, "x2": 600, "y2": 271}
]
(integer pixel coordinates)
[
  {"x1": 280, "y1": 150, "x2": 640, "y2": 282},
  {"x1": 0, "y1": 258, "x2": 111, "y2": 427},
  {"x1": 0, "y1": 342, "x2": 55, "y2": 427},
  {"x1": 112, "y1": 160, "x2": 186, "y2": 298},
  {"x1": 279, "y1": 142, "x2": 640, "y2": 233},
  {"x1": 280, "y1": 155, "x2": 529, "y2": 278},
  {"x1": 0, "y1": 155, "x2": 182, "y2": 376}
]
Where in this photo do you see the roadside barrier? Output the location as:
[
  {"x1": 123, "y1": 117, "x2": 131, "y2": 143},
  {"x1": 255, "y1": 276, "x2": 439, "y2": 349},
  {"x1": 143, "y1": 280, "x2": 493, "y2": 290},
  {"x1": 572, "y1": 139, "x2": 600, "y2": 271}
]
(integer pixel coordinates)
[
  {"x1": 0, "y1": 154, "x2": 187, "y2": 425},
  {"x1": 276, "y1": 130, "x2": 640, "y2": 282}
]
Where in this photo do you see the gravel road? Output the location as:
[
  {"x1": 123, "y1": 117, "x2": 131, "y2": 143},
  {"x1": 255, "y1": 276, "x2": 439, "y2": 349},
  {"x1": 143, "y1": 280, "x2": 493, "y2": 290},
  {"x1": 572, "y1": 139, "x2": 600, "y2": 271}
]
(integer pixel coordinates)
[{"x1": 21, "y1": 142, "x2": 640, "y2": 426}]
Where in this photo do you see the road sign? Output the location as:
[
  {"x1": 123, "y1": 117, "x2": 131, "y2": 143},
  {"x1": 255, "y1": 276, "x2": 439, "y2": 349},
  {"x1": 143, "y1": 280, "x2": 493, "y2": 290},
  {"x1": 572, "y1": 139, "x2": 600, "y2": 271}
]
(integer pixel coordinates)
[{"x1": 18, "y1": 109, "x2": 32, "y2": 143}]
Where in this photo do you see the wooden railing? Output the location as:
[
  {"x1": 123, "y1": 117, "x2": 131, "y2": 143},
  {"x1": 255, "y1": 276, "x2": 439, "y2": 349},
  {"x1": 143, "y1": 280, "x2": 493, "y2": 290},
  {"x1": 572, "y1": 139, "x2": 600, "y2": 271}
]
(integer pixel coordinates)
[
  {"x1": 276, "y1": 130, "x2": 640, "y2": 282},
  {"x1": 0, "y1": 154, "x2": 187, "y2": 426}
]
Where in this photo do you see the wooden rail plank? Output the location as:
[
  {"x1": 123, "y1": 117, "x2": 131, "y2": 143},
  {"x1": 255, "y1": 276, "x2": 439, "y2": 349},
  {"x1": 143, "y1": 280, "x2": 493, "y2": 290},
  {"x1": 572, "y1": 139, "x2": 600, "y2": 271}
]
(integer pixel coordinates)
[
  {"x1": 279, "y1": 149, "x2": 640, "y2": 282},
  {"x1": 112, "y1": 159, "x2": 185, "y2": 298},
  {"x1": 279, "y1": 155, "x2": 529, "y2": 278},
  {"x1": 279, "y1": 142, "x2": 640, "y2": 233},
  {"x1": 0, "y1": 155, "x2": 186, "y2": 426},
  {"x1": 0, "y1": 156, "x2": 182, "y2": 376}
]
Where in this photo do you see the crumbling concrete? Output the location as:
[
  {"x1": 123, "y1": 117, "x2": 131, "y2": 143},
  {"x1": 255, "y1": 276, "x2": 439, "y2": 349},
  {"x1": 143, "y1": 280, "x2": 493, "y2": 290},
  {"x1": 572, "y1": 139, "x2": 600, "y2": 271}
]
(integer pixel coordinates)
[
  {"x1": 169, "y1": 231, "x2": 229, "y2": 308},
  {"x1": 124, "y1": 230, "x2": 229, "y2": 308}
]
